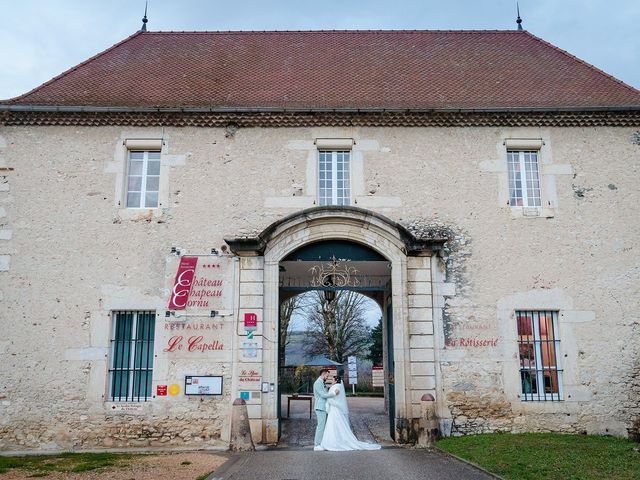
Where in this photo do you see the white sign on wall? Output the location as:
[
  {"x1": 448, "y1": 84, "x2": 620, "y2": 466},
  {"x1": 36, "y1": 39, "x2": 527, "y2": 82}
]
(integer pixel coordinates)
[
  {"x1": 161, "y1": 254, "x2": 235, "y2": 361},
  {"x1": 184, "y1": 375, "x2": 223, "y2": 395},
  {"x1": 165, "y1": 254, "x2": 234, "y2": 313},
  {"x1": 108, "y1": 403, "x2": 145, "y2": 415}
]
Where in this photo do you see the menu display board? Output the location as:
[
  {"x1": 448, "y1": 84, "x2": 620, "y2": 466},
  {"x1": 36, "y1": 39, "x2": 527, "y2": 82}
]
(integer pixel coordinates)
[{"x1": 184, "y1": 376, "x2": 223, "y2": 395}]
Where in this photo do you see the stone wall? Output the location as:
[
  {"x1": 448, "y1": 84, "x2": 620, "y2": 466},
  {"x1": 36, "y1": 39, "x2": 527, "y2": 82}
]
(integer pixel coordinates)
[{"x1": 0, "y1": 124, "x2": 638, "y2": 450}]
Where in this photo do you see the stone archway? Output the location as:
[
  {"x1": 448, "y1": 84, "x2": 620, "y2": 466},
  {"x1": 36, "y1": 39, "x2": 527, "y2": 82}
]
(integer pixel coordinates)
[{"x1": 225, "y1": 206, "x2": 444, "y2": 444}]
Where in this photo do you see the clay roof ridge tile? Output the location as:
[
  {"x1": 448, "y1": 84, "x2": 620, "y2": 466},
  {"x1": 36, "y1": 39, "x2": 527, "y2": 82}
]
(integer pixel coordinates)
[
  {"x1": 522, "y1": 30, "x2": 640, "y2": 98},
  {"x1": 3, "y1": 31, "x2": 145, "y2": 104},
  {"x1": 143, "y1": 29, "x2": 522, "y2": 35}
]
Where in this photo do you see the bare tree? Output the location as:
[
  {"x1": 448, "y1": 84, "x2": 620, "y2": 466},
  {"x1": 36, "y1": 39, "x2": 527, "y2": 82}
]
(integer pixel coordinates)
[
  {"x1": 304, "y1": 290, "x2": 372, "y2": 364},
  {"x1": 279, "y1": 294, "x2": 306, "y2": 367}
]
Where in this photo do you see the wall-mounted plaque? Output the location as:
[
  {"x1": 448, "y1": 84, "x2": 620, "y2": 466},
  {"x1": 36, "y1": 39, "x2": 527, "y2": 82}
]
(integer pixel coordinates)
[{"x1": 184, "y1": 375, "x2": 223, "y2": 395}]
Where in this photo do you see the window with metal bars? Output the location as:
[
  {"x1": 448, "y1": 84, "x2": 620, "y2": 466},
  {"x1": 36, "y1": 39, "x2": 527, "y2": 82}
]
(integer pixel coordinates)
[
  {"x1": 318, "y1": 150, "x2": 351, "y2": 206},
  {"x1": 109, "y1": 311, "x2": 155, "y2": 402},
  {"x1": 507, "y1": 150, "x2": 542, "y2": 207},
  {"x1": 516, "y1": 310, "x2": 563, "y2": 401}
]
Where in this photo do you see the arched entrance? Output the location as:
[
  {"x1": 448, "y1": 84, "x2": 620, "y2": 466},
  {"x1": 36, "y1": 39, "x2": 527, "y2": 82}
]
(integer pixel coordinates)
[
  {"x1": 225, "y1": 206, "x2": 445, "y2": 444},
  {"x1": 277, "y1": 239, "x2": 394, "y2": 442}
]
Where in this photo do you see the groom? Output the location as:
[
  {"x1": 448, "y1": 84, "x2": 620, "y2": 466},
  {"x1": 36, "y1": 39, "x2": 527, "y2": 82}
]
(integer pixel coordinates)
[{"x1": 313, "y1": 368, "x2": 339, "y2": 451}]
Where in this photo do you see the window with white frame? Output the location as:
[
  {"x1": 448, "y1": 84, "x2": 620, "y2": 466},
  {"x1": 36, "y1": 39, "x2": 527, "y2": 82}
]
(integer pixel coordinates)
[
  {"x1": 109, "y1": 311, "x2": 155, "y2": 402},
  {"x1": 126, "y1": 151, "x2": 160, "y2": 208},
  {"x1": 516, "y1": 310, "x2": 563, "y2": 401},
  {"x1": 507, "y1": 150, "x2": 541, "y2": 207},
  {"x1": 318, "y1": 150, "x2": 351, "y2": 206}
]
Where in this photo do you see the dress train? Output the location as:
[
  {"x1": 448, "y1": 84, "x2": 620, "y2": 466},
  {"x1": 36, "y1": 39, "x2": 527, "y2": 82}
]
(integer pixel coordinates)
[{"x1": 320, "y1": 383, "x2": 381, "y2": 451}]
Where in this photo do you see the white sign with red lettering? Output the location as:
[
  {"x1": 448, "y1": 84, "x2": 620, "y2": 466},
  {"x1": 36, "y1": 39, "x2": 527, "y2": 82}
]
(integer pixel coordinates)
[
  {"x1": 162, "y1": 254, "x2": 235, "y2": 360},
  {"x1": 372, "y1": 366, "x2": 384, "y2": 388},
  {"x1": 165, "y1": 255, "x2": 234, "y2": 312}
]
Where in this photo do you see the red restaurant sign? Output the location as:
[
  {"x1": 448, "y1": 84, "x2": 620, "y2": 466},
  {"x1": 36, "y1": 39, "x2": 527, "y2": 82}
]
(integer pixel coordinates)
[{"x1": 168, "y1": 256, "x2": 198, "y2": 309}]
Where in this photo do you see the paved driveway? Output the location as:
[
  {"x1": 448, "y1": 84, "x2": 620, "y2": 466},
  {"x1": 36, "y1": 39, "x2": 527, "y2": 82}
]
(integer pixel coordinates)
[
  {"x1": 280, "y1": 396, "x2": 393, "y2": 447},
  {"x1": 215, "y1": 396, "x2": 496, "y2": 479},
  {"x1": 210, "y1": 447, "x2": 496, "y2": 480}
]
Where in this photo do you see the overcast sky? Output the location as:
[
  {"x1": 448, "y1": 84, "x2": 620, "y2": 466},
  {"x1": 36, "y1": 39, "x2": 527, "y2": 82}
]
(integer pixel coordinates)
[{"x1": 0, "y1": 0, "x2": 638, "y2": 100}]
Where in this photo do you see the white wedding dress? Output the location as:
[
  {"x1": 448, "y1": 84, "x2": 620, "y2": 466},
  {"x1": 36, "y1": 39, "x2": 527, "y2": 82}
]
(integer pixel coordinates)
[{"x1": 320, "y1": 382, "x2": 381, "y2": 451}]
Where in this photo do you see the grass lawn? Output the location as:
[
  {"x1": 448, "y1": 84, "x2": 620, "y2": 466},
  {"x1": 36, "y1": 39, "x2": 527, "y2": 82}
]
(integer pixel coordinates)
[
  {"x1": 0, "y1": 452, "x2": 134, "y2": 476},
  {"x1": 437, "y1": 433, "x2": 640, "y2": 480}
]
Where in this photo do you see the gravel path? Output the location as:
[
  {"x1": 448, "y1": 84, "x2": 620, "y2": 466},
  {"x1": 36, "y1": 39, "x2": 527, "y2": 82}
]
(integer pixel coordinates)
[{"x1": 0, "y1": 452, "x2": 228, "y2": 480}]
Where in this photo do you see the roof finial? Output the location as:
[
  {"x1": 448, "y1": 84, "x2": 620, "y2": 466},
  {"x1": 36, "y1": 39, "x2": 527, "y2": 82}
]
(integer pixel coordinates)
[
  {"x1": 140, "y1": 0, "x2": 149, "y2": 32},
  {"x1": 516, "y1": 2, "x2": 523, "y2": 31}
]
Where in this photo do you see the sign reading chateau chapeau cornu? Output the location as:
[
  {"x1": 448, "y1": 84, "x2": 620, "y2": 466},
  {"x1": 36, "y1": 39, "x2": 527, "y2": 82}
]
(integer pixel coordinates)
[
  {"x1": 167, "y1": 256, "x2": 231, "y2": 310},
  {"x1": 0, "y1": 27, "x2": 639, "y2": 453}
]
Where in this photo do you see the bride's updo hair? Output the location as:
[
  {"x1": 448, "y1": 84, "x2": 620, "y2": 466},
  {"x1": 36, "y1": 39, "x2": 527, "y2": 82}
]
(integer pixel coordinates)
[{"x1": 333, "y1": 375, "x2": 343, "y2": 384}]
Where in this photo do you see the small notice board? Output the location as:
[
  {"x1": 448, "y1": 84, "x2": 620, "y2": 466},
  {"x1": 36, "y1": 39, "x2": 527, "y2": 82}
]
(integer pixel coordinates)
[
  {"x1": 184, "y1": 376, "x2": 223, "y2": 395},
  {"x1": 348, "y1": 356, "x2": 358, "y2": 385}
]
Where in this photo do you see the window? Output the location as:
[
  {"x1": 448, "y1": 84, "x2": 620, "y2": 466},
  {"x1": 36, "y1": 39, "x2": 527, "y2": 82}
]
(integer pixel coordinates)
[
  {"x1": 516, "y1": 310, "x2": 563, "y2": 401},
  {"x1": 109, "y1": 311, "x2": 155, "y2": 402},
  {"x1": 508, "y1": 150, "x2": 541, "y2": 207},
  {"x1": 318, "y1": 150, "x2": 351, "y2": 206},
  {"x1": 126, "y1": 151, "x2": 160, "y2": 208}
]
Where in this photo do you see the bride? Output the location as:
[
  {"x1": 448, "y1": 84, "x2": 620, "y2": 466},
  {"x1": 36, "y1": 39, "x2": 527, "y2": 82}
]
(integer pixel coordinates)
[{"x1": 320, "y1": 376, "x2": 381, "y2": 451}]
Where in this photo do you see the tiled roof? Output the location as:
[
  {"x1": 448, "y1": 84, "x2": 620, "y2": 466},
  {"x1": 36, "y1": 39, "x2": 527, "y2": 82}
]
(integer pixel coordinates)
[{"x1": 4, "y1": 30, "x2": 640, "y2": 110}]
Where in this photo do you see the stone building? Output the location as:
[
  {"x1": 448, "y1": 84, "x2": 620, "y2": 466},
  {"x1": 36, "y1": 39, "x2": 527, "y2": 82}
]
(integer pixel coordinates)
[{"x1": 0, "y1": 29, "x2": 639, "y2": 452}]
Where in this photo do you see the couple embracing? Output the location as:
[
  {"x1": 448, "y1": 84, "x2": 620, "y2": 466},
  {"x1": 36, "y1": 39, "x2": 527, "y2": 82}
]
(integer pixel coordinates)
[{"x1": 313, "y1": 368, "x2": 381, "y2": 451}]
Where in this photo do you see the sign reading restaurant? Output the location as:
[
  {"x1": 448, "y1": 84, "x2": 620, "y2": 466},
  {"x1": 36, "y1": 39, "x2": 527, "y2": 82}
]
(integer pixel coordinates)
[{"x1": 162, "y1": 254, "x2": 235, "y2": 359}]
